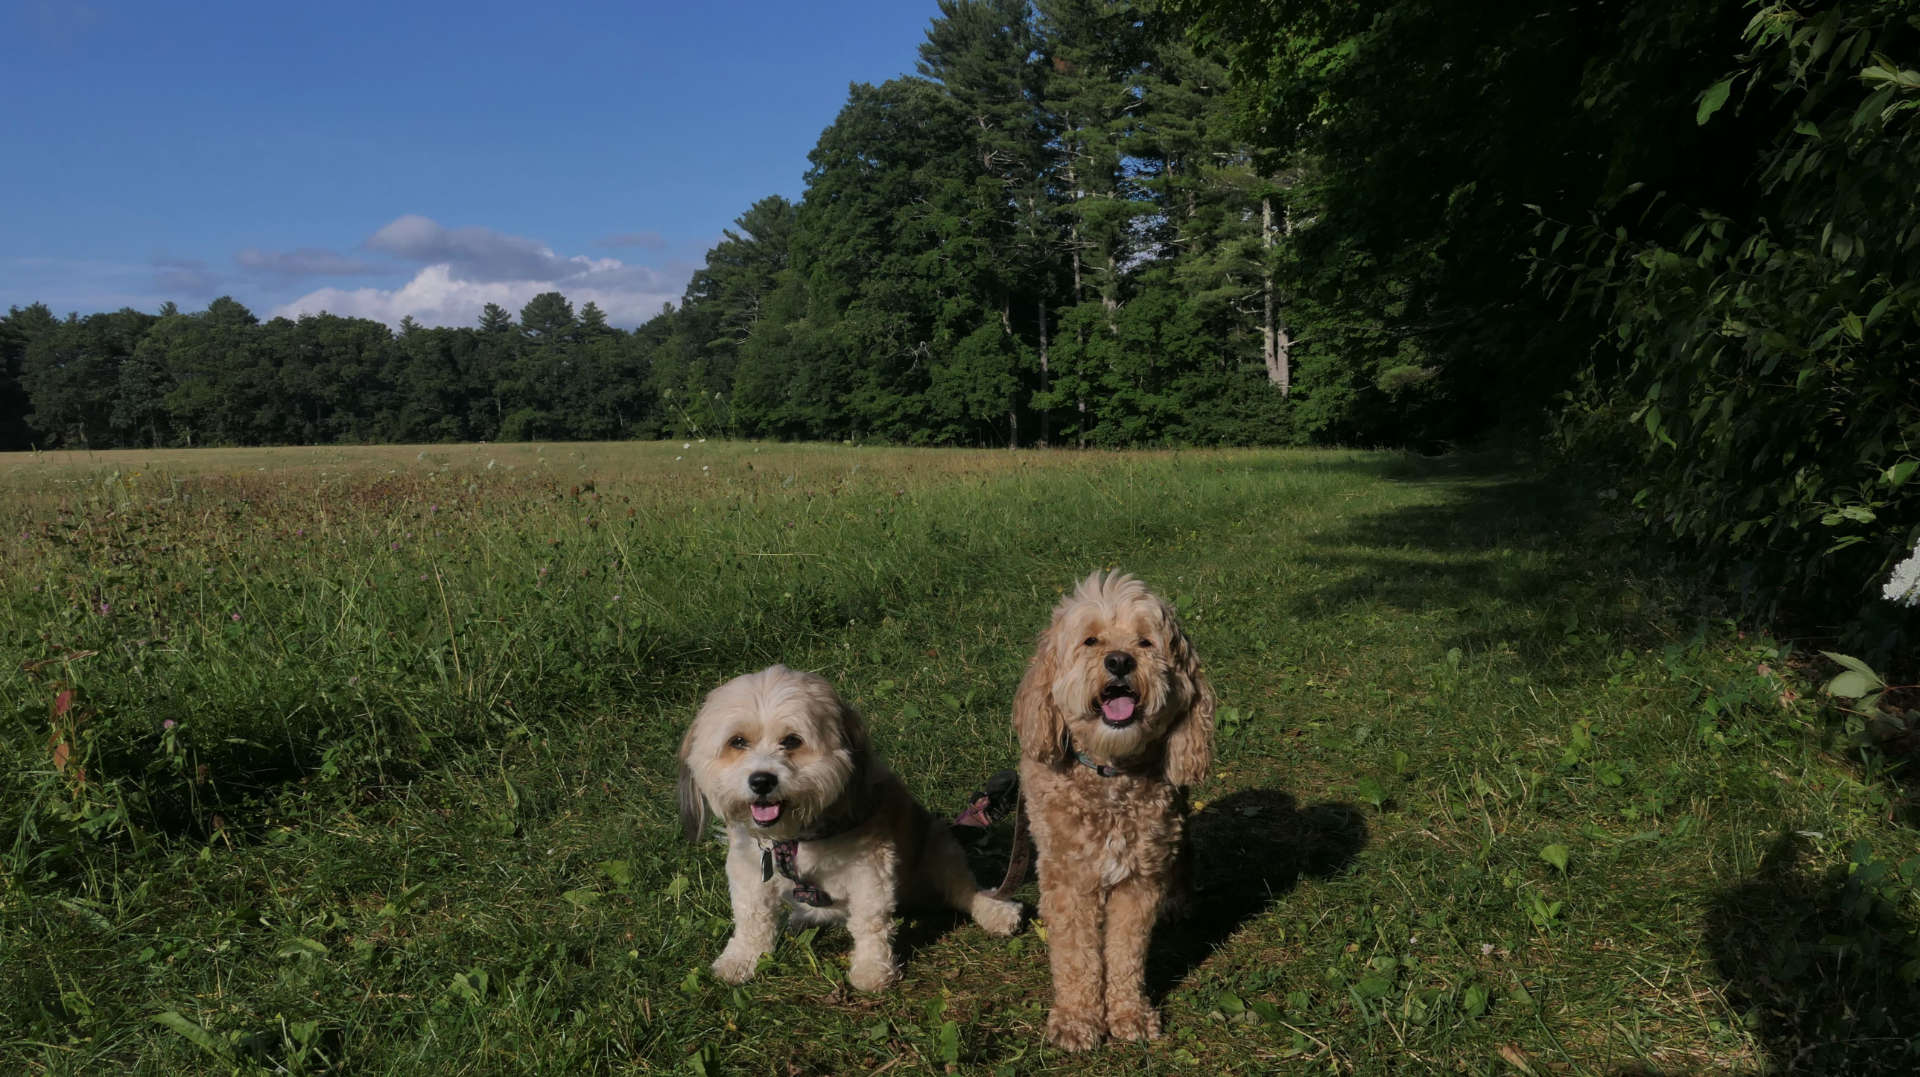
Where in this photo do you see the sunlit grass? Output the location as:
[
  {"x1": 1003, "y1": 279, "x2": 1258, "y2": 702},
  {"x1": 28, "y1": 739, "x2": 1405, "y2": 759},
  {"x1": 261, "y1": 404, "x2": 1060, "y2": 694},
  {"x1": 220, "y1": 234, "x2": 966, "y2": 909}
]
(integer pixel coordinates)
[{"x1": 3, "y1": 442, "x2": 1916, "y2": 1074}]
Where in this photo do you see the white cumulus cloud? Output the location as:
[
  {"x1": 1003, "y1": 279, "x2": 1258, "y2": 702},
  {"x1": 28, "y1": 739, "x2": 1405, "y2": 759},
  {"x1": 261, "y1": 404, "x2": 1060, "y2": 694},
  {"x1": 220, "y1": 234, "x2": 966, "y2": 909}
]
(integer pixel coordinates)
[
  {"x1": 273, "y1": 264, "x2": 681, "y2": 330},
  {"x1": 271, "y1": 215, "x2": 688, "y2": 329}
]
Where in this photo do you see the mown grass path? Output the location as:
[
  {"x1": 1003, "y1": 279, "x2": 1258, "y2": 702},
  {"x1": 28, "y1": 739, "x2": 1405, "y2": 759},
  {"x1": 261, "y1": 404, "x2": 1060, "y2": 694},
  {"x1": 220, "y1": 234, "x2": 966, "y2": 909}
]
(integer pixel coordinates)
[{"x1": 4, "y1": 443, "x2": 1916, "y2": 1074}]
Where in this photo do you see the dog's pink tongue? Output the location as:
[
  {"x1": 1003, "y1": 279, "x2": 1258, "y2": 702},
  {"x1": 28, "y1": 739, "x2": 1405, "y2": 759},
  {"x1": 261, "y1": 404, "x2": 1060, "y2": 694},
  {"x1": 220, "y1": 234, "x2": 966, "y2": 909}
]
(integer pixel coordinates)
[
  {"x1": 750, "y1": 803, "x2": 782, "y2": 824},
  {"x1": 1101, "y1": 695, "x2": 1136, "y2": 723}
]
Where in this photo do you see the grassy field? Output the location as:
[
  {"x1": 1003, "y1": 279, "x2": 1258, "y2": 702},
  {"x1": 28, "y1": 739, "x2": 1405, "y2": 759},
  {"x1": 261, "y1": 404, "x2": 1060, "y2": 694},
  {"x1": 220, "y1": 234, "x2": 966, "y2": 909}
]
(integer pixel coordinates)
[{"x1": 3, "y1": 441, "x2": 1917, "y2": 1075}]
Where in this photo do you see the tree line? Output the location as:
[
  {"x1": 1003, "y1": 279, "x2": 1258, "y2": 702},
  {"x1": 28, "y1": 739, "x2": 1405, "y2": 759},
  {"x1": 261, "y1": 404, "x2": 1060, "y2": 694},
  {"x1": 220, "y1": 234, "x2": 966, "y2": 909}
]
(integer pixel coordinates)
[
  {"x1": 1, "y1": 0, "x2": 1316, "y2": 453},
  {"x1": 0, "y1": 294, "x2": 661, "y2": 450},
  {"x1": 4, "y1": 0, "x2": 1916, "y2": 629},
  {"x1": 1171, "y1": 0, "x2": 1920, "y2": 630}
]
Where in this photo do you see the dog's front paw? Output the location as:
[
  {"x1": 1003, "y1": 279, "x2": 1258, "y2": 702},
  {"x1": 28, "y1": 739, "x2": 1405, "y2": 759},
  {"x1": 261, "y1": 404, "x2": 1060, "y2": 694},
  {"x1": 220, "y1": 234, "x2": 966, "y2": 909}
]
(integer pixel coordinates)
[
  {"x1": 711, "y1": 944, "x2": 764, "y2": 985},
  {"x1": 972, "y1": 894, "x2": 1023, "y2": 937},
  {"x1": 847, "y1": 955, "x2": 900, "y2": 992},
  {"x1": 1045, "y1": 1010, "x2": 1105, "y2": 1052},
  {"x1": 1105, "y1": 1002, "x2": 1161, "y2": 1044}
]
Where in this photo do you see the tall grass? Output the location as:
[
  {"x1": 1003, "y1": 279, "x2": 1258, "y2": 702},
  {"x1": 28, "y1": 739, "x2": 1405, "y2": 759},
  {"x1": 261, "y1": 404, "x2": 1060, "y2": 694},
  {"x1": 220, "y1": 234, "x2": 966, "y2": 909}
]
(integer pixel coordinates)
[{"x1": 3, "y1": 442, "x2": 1916, "y2": 1074}]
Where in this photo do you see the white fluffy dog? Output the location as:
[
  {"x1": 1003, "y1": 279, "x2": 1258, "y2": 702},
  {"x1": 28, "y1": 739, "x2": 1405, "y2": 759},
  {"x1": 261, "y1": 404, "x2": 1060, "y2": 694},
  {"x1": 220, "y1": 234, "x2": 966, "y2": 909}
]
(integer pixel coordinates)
[{"x1": 679, "y1": 664, "x2": 1023, "y2": 990}]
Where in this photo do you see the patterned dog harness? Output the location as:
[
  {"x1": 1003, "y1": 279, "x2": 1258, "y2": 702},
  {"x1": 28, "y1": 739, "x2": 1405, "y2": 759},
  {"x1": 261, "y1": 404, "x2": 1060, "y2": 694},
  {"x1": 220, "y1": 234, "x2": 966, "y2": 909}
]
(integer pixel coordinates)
[
  {"x1": 765, "y1": 840, "x2": 832, "y2": 906},
  {"x1": 758, "y1": 812, "x2": 865, "y2": 907}
]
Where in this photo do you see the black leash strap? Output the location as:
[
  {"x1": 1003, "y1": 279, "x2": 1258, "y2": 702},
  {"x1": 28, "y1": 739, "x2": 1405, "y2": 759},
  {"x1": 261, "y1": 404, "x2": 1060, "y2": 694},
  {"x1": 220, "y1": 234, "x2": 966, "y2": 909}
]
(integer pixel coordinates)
[{"x1": 989, "y1": 792, "x2": 1033, "y2": 900}]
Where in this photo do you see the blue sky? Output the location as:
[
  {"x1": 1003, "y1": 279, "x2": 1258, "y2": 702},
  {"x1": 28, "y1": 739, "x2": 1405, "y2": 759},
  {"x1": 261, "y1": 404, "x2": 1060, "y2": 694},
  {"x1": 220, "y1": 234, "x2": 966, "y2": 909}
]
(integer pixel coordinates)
[{"x1": 1, "y1": 0, "x2": 943, "y2": 328}]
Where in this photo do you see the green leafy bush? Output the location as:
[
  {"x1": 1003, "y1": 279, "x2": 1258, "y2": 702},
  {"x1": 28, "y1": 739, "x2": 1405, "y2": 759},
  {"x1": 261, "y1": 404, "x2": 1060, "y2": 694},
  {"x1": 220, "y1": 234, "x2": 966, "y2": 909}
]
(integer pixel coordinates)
[{"x1": 1547, "y1": 1, "x2": 1920, "y2": 632}]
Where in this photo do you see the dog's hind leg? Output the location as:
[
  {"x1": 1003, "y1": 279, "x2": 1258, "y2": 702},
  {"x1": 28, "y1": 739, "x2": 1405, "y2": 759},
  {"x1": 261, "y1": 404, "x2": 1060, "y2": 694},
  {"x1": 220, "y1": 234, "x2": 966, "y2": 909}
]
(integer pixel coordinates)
[{"x1": 925, "y1": 827, "x2": 1022, "y2": 936}]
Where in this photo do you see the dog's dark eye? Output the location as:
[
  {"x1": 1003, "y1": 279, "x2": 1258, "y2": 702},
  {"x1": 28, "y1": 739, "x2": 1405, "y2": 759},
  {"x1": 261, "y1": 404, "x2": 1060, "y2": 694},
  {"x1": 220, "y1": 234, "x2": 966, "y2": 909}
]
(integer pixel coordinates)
[
  {"x1": 1083, "y1": 636, "x2": 1099, "y2": 647},
  {"x1": 779, "y1": 734, "x2": 803, "y2": 750},
  {"x1": 1137, "y1": 638, "x2": 1154, "y2": 649},
  {"x1": 727, "y1": 736, "x2": 748, "y2": 750}
]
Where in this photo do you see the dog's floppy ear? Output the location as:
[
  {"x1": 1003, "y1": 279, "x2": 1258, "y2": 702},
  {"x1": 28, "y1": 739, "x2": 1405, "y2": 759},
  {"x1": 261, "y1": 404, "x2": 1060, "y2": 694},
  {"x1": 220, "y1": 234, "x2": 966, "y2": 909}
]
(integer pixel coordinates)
[
  {"x1": 835, "y1": 696, "x2": 873, "y2": 785},
  {"x1": 834, "y1": 695, "x2": 877, "y2": 822},
  {"x1": 676, "y1": 721, "x2": 710, "y2": 843},
  {"x1": 1162, "y1": 621, "x2": 1215, "y2": 789},
  {"x1": 1013, "y1": 630, "x2": 1067, "y2": 766},
  {"x1": 677, "y1": 763, "x2": 709, "y2": 843}
]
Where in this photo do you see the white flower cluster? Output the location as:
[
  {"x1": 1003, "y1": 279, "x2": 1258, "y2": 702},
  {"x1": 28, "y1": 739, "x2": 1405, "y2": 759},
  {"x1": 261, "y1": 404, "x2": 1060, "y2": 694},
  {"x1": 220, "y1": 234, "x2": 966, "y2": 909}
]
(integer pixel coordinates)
[{"x1": 1885, "y1": 541, "x2": 1920, "y2": 606}]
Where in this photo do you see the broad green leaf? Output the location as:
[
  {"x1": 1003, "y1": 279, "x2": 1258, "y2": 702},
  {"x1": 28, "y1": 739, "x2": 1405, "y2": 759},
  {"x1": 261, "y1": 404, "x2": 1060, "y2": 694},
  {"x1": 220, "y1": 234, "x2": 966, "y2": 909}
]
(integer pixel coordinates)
[
  {"x1": 1353, "y1": 975, "x2": 1392, "y2": 1000},
  {"x1": 1826, "y1": 670, "x2": 1881, "y2": 699},
  {"x1": 1354, "y1": 776, "x2": 1387, "y2": 808},
  {"x1": 1539, "y1": 844, "x2": 1570, "y2": 873},
  {"x1": 1821, "y1": 651, "x2": 1880, "y2": 678},
  {"x1": 154, "y1": 1011, "x2": 229, "y2": 1060},
  {"x1": 276, "y1": 936, "x2": 328, "y2": 960},
  {"x1": 1696, "y1": 78, "x2": 1733, "y2": 125}
]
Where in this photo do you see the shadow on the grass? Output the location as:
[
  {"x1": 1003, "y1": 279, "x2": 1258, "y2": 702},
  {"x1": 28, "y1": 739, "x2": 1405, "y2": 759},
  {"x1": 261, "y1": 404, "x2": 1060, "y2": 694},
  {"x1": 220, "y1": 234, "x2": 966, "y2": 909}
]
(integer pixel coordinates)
[
  {"x1": 1279, "y1": 459, "x2": 1697, "y2": 697},
  {"x1": 1703, "y1": 834, "x2": 1920, "y2": 1075},
  {"x1": 1147, "y1": 787, "x2": 1368, "y2": 999}
]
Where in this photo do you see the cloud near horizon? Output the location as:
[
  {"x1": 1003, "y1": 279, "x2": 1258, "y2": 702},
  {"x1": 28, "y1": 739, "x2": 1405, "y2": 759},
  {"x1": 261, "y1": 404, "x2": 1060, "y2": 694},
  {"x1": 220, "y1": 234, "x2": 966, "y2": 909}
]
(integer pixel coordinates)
[
  {"x1": 152, "y1": 255, "x2": 219, "y2": 297},
  {"x1": 272, "y1": 216, "x2": 687, "y2": 329},
  {"x1": 235, "y1": 247, "x2": 378, "y2": 277}
]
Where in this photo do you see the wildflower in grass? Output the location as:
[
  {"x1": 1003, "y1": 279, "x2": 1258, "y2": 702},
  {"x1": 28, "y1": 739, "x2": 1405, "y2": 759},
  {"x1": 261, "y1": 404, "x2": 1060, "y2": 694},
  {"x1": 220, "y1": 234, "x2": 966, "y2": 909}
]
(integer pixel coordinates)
[
  {"x1": 1884, "y1": 541, "x2": 1920, "y2": 606},
  {"x1": 231, "y1": 612, "x2": 241, "y2": 622},
  {"x1": 162, "y1": 719, "x2": 176, "y2": 730},
  {"x1": 98, "y1": 601, "x2": 110, "y2": 615}
]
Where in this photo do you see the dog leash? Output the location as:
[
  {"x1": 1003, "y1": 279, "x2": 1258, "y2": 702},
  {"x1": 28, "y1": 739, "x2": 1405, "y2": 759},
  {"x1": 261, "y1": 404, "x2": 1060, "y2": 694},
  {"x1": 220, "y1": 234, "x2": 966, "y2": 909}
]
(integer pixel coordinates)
[
  {"x1": 980, "y1": 739, "x2": 1164, "y2": 899},
  {"x1": 989, "y1": 795, "x2": 1033, "y2": 900}
]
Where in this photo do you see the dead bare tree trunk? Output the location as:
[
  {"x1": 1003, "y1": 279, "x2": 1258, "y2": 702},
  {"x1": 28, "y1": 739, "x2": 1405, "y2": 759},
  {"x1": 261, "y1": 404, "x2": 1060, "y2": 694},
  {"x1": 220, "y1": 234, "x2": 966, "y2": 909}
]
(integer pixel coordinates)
[
  {"x1": 1262, "y1": 195, "x2": 1292, "y2": 397},
  {"x1": 1037, "y1": 295, "x2": 1050, "y2": 447}
]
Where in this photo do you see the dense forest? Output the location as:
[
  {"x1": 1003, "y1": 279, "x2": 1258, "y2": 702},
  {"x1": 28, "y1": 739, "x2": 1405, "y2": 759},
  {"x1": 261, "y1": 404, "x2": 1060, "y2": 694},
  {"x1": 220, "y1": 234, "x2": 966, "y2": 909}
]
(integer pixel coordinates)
[{"x1": 3, "y1": 0, "x2": 1916, "y2": 627}]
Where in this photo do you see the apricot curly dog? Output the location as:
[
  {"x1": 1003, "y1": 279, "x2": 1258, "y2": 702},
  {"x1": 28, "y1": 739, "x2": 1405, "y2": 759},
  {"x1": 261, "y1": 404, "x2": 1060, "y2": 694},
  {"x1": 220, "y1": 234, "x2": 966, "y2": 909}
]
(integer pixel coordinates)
[{"x1": 1013, "y1": 570, "x2": 1215, "y2": 1050}]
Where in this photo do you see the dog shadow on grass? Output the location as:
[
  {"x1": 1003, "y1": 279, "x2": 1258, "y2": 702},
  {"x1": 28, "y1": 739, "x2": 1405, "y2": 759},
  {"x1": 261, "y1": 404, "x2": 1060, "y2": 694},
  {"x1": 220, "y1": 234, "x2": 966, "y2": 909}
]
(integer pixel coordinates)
[
  {"x1": 921, "y1": 787, "x2": 1365, "y2": 988},
  {"x1": 1701, "y1": 833, "x2": 1920, "y2": 1075},
  {"x1": 1146, "y1": 787, "x2": 1368, "y2": 1000}
]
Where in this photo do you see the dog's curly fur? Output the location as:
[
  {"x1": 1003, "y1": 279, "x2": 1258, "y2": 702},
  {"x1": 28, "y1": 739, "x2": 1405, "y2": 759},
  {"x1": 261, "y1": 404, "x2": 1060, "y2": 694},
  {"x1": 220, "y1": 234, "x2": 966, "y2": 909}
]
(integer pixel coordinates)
[
  {"x1": 1013, "y1": 571, "x2": 1215, "y2": 1050},
  {"x1": 679, "y1": 665, "x2": 1021, "y2": 991}
]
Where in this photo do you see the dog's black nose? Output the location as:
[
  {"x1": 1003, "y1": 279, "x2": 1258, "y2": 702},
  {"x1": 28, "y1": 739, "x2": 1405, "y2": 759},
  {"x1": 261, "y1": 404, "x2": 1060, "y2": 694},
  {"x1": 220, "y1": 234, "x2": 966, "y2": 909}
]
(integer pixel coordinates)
[
  {"x1": 748, "y1": 771, "x2": 777, "y2": 796},
  {"x1": 1104, "y1": 651, "x2": 1135, "y2": 677}
]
